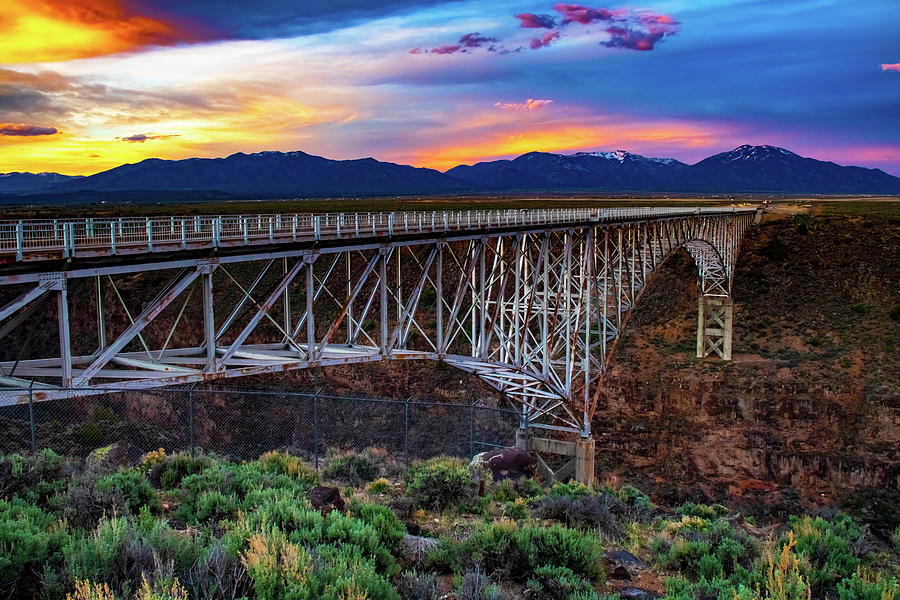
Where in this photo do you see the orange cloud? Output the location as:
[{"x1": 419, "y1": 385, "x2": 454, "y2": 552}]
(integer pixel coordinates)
[
  {"x1": 0, "y1": 0, "x2": 197, "y2": 63},
  {"x1": 881, "y1": 63, "x2": 900, "y2": 72},
  {"x1": 406, "y1": 121, "x2": 716, "y2": 170}
]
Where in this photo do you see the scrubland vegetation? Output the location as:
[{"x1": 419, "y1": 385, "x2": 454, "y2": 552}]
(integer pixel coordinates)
[{"x1": 1, "y1": 448, "x2": 897, "y2": 600}]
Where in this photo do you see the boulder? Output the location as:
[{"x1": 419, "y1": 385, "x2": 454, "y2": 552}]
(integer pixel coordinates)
[
  {"x1": 469, "y1": 446, "x2": 536, "y2": 483},
  {"x1": 603, "y1": 549, "x2": 646, "y2": 580},
  {"x1": 307, "y1": 485, "x2": 345, "y2": 514},
  {"x1": 85, "y1": 442, "x2": 145, "y2": 473},
  {"x1": 617, "y1": 587, "x2": 660, "y2": 600}
]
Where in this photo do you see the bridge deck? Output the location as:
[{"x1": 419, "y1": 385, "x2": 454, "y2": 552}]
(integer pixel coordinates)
[{"x1": 0, "y1": 206, "x2": 754, "y2": 264}]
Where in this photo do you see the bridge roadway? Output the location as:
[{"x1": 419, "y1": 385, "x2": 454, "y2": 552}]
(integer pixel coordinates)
[
  {"x1": 0, "y1": 206, "x2": 757, "y2": 482},
  {"x1": 2, "y1": 207, "x2": 745, "y2": 266}
]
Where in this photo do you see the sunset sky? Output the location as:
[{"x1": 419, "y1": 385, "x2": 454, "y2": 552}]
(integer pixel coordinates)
[{"x1": 1, "y1": 0, "x2": 898, "y2": 176}]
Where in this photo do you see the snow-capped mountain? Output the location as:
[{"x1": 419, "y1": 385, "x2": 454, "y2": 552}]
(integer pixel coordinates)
[{"x1": 3, "y1": 145, "x2": 899, "y2": 199}]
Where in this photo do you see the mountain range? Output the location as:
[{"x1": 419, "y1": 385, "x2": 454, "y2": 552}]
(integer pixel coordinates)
[{"x1": 2, "y1": 145, "x2": 899, "y2": 199}]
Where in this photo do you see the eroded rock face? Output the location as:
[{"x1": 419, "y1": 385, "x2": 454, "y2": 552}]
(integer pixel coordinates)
[{"x1": 595, "y1": 214, "x2": 899, "y2": 530}]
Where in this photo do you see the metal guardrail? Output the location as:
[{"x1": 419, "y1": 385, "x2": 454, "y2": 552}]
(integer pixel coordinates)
[{"x1": 0, "y1": 206, "x2": 755, "y2": 262}]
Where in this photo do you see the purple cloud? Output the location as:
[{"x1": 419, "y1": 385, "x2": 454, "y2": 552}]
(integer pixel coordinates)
[
  {"x1": 459, "y1": 32, "x2": 498, "y2": 48},
  {"x1": 119, "y1": 133, "x2": 180, "y2": 142},
  {"x1": 411, "y1": 4, "x2": 679, "y2": 57},
  {"x1": 0, "y1": 123, "x2": 57, "y2": 136},
  {"x1": 416, "y1": 32, "x2": 500, "y2": 54},
  {"x1": 515, "y1": 13, "x2": 557, "y2": 29}
]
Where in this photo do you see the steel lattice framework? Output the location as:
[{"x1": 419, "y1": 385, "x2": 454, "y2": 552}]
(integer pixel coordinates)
[{"x1": 0, "y1": 207, "x2": 756, "y2": 446}]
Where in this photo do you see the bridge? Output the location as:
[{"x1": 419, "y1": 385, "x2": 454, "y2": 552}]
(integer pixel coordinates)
[{"x1": 0, "y1": 206, "x2": 757, "y2": 482}]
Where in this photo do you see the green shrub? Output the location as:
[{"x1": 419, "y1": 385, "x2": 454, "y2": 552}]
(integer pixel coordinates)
[
  {"x1": 526, "y1": 564, "x2": 598, "y2": 600},
  {"x1": 0, "y1": 498, "x2": 68, "y2": 597},
  {"x1": 193, "y1": 490, "x2": 240, "y2": 523},
  {"x1": 64, "y1": 517, "x2": 136, "y2": 594},
  {"x1": 0, "y1": 449, "x2": 73, "y2": 507},
  {"x1": 660, "y1": 539, "x2": 712, "y2": 572},
  {"x1": 241, "y1": 526, "x2": 400, "y2": 600},
  {"x1": 96, "y1": 470, "x2": 160, "y2": 514},
  {"x1": 888, "y1": 304, "x2": 900, "y2": 323},
  {"x1": 617, "y1": 485, "x2": 654, "y2": 510},
  {"x1": 63, "y1": 474, "x2": 128, "y2": 530},
  {"x1": 311, "y1": 544, "x2": 400, "y2": 600},
  {"x1": 323, "y1": 448, "x2": 378, "y2": 485},
  {"x1": 352, "y1": 502, "x2": 406, "y2": 550},
  {"x1": 459, "y1": 520, "x2": 603, "y2": 582},
  {"x1": 407, "y1": 456, "x2": 474, "y2": 510},
  {"x1": 837, "y1": 569, "x2": 899, "y2": 600},
  {"x1": 395, "y1": 570, "x2": 440, "y2": 600},
  {"x1": 241, "y1": 528, "x2": 315, "y2": 600},
  {"x1": 455, "y1": 568, "x2": 502, "y2": 600},
  {"x1": 504, "y1": 498, "x2": 529, "y2": 521},
  {"x1": 258, "y1": 450, "x2": 319, "y2": 487},
  {"x1": 851, "y1": 303, "x2": 870, "y2": 315},
  {"x1": 175, "y1": 460, "x2": 315, "y2": 524},
  {"x1": 424, "y1": 539, "x2": 461, "y2": 573},
  {"x1": 322, "y1": 447, "x2": 397, "y2": 486},
  {"x1": 675, "y1": 502, "x2": 727, "y2": 519},
  {"x1": 367, "y1": 477, "x2": 393, "y2": 494},
  {"x1": 783, "y1": 514, "x2": 862, "y2": 595},
  {"x1": 150, "y1": 452, "x2": 215, "y2": 490},
  {"x1": 548, "y1": 481, "x2": 593, "y2": 500}
]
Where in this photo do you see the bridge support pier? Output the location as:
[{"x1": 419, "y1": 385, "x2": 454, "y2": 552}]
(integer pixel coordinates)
[
  {"x1": 697, "y1": 295, "x2": 733, "y2": 360},
  {"x1": 575, "y1": 437, "x2": 595, "y2": 486},
  {"x1": 526, "y1": 430, "x2": 596, "y2": 485}
]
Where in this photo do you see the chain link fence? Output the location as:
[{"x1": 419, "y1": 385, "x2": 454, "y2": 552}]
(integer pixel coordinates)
[{"x1": 0, "y1": 388, "x2": 520, "y2": 468}]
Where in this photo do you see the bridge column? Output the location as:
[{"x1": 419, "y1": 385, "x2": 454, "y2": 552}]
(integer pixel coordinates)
[
  {"x1": 697, "y1": 295, "x2": 733, "y2": 360},
  {"x1": 575, "y1": 436, "x2": 595, "y2": 486}
]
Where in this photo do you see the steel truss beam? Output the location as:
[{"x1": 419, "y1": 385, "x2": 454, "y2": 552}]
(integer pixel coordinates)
[{"x1": 0, "y1": 209, "x2": 756, "y2": 441}]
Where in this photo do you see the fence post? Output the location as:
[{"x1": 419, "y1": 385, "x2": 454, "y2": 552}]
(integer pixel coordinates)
[
  {"x1": 188, "y1": 388, "x2": 196, "y2": 457},
  {"x1": 28, "y1": 383, "x2": 37, "y2": 455},
  {"x1": 404, "y1": 397, "x2": 410, "y2": 469},
  {"x1": 469, "y1": 402, "x2": 475, "y2": 458},
  {"x1": 313, "y1": 390, "x2": 320, "y2": 471}
]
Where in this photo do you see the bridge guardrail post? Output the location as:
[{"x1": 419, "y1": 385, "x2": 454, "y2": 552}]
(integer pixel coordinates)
[{"x1": 15, "y1": 220, "x2": 23, "y2": 262}]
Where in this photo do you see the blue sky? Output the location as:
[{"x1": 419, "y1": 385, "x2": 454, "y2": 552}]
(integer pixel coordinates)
[{"x1": 1, "y1": 0, "x2": 898, "y2": 174}]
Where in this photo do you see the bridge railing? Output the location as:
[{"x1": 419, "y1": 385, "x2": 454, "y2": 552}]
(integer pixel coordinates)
[{"x1": 0, "y1": 206, "x2": 754, "y2": 262}]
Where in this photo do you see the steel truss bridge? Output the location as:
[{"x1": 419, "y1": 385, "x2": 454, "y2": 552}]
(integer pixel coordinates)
[{"x1": 0, "y1": 207, "x2": 756, "y2": 481}]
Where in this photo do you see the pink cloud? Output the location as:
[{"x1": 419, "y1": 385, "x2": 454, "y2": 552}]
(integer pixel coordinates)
[
  {"x1": 882, "y1": 63, "x2": 900, "y2": 72},
  {"x1": 530, "y1": 30, "x2": 560, "y2": 49},
  {"x1": 553, "y1": 3, "x2": 618, "y2": 24},
  {"x1": 431, "y1": 45, "x2": 461, "y2": 54},
  {"x1": 495, "y1": 98, "x2": 555, "y2": 110},
  {"x1": 515, "y1": 13, "x2": 557, "y2": 28}
]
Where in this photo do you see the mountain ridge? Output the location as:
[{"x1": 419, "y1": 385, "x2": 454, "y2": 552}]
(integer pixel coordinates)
[{"x1": 2, "y1": 145, "x2": 899, "y2": 197}]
